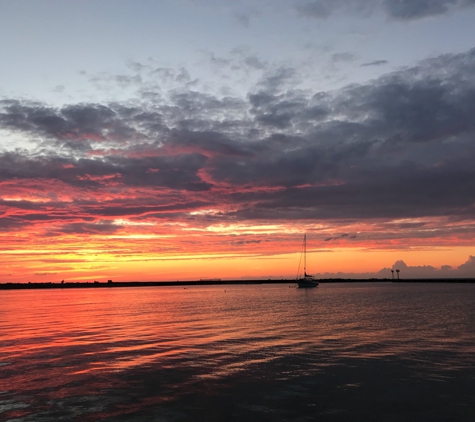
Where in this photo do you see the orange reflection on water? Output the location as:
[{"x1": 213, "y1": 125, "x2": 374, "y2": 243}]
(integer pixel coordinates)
[
  {"x1": 1, "y1": 283, "x2": 475, "y2": 398},
  {"x1": 1, "y1": 283, "x2": 475, "y2": 422}
]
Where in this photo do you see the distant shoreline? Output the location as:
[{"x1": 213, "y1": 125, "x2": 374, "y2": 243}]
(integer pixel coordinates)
[{"x1": 1, "y1": 278, "x2": 474, "y2": 290}]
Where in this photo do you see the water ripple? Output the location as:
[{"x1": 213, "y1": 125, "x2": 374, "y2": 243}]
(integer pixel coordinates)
[{"x1": 1, "y1": 283, "x2": 474, "y2": 421}]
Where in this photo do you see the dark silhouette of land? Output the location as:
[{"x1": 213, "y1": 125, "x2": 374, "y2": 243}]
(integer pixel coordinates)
[{"x1": 1, "y1": 278, "x2": 474, "y2": 290}]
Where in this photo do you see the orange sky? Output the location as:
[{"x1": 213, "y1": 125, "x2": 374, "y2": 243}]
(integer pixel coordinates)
[
  {"x1": 2, "y1": 40, "x2": 475, "y2": 281},
  {"x1": 2, "y1": 215, "x2": 474, "y2": 282}
]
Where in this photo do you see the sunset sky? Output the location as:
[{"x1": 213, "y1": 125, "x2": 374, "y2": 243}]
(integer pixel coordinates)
[{"x1": 1, "y1": 0, "x2": 475, "y2": 282}]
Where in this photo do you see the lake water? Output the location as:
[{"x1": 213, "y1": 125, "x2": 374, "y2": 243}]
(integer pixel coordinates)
[{"x1": 1, "y1": 282, "x2": 474, "y2": 421}]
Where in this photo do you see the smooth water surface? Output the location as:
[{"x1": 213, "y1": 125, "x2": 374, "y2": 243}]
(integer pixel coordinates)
[{"x1": 1, "y1": 283, "x2": 475, "y2": 421}]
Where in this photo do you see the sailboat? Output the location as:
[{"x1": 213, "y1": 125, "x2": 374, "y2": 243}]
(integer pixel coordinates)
[{"x1": 297, "y1": 234, "x2": 319, "y2": 288}]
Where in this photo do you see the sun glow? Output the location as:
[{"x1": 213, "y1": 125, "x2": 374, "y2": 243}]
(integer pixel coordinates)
[
  {"x1": 112, "y1": 219, "x2": 156, "y2": 226},
  {"x1": 204, "y1": 224, "x2": 298, "y2": 235}
]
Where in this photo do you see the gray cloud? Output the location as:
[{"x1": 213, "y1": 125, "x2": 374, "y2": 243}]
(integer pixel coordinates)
[
  {"x1": 331, "y1": 52, "x2": 357, "y2": 63},
  {"x1": 296, "y1": 0, "x2": 359, "y2": 19},
  {"x1": 296, "y1": 0, "x2": 475, "y2": 20},
  {"x1": 257, "y1": 67, "x2": 298, "y2": 93},
  {"x1": 1, "y1": 48, "x2": 475, "y2": 237},
  {"x1": 386, "y1": 255, "x2": 475, "y2": 278},
  {"x1": 0, "y1": 100, "x2": 135, "y2": 148},
  {"x1": 361, "y1": 60, "x2": 389, "y2": 67},
  {"x1": 233, "y1": 7, "x2": 261, "y2": 27},
  {"x1": 383, "y1": 0, "x2": 472, "y2": 20},
  {"x1": 59, "y1": 220, "x2": 121, "y2": 235},
  {"x1": 316, "y1": 255, "x2": 475, "y2": 278}
]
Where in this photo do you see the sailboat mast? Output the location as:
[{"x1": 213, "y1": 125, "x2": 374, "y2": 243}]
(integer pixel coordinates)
[{"x1": 304, "y1": 234, "x2": 306, "y2": 276}]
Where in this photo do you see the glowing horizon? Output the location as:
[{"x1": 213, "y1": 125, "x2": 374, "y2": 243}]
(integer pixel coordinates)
[{"x1": 1, "y1": 2, "x2": 475, "y2": 282}]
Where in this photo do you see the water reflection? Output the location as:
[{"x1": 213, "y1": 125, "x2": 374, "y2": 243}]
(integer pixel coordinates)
[{"x1": 1, "y1": 283, "x2": 474, "y2": 421}]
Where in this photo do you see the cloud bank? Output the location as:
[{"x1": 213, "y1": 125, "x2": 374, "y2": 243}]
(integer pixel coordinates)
[
  {"x1": 316, "y1": 256, "x2": 475, "y2": 279},
  {"x1": 1, "y1": 48, "x2": 475, "y2": 272}
]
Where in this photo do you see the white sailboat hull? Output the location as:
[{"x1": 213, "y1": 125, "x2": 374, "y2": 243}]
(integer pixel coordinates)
[{"x1": 297, "y1": 278, "x2": 319, "y2": 288}]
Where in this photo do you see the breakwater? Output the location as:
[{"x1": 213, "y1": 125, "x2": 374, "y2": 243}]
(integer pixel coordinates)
[{"x1": 1, "y1": 278, "x2": 474, "y2": 289}]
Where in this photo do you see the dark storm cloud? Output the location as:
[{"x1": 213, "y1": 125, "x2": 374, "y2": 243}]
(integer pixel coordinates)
[
  {"x1": 296, "y1": 0, "x2": 475, "y2": 20},
  {"x1": 361, "y1": 60, "x2": 388, "y2": 67},
  {"x1": 0, "y1": 150, "x2": 213, "y2": 192},
  {"x1": 1, "y1": 48, "x2": 475, "y2": 228},
  {"x1": 0, "y1": 217, "x2": 29, "y2": 231},
  {"x1": 383, "y1": 0, "x2": 475, "y2": 20},
  {"x1": 248, "y1": 91, "x2": 325, "y2": 129},
  {"x1": 59, "y1": 221, "x2": 121, "y2": 235},
  {"x1": 224, "y1": 161, "x2": 475, "y2": 220},
  {"x1": 0, "y1": 100, "x2": 137, "y2": 150},
  {"x1": 296, "y1": 0, "x2": 352, "y2": 19},
  {"x1": 330, "y1": 56, "x2": 475, "y2": 144},
  {"x1": 166, "y1": 129, "x2": 252, "y2": 157},
  {"x1": 257, "y1": 67, "x2": 298, "y2": 93},
  {"x1": 213, "y1": 49, "x2": 475, "y2": 220}
]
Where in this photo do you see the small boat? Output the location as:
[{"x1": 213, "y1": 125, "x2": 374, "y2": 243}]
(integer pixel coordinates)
[{"x1": 297, "y1": 234, "x2": 319, "y2": 288}]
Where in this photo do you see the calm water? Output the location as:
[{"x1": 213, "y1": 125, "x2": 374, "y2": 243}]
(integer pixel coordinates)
[{"x1": 1, "y1": 283, "x2": 474, "y2": 421}]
